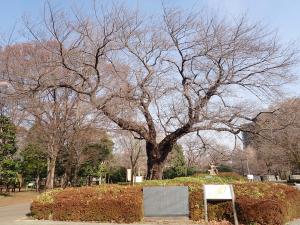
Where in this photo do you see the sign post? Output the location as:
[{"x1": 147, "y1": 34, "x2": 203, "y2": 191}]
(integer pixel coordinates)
[
  {"x1": 203, "y1": 185, "x2": 238, "y2": 225},
  {"x1": 126, "y1": 169, "x2": 132, "y2": 182}
]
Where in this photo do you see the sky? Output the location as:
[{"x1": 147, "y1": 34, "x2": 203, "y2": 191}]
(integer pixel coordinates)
[{"x1": 1, "y1": 0, "x2": 300, "y2": 97}]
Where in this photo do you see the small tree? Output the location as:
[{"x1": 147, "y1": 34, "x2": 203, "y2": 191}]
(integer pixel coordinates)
[
  {"x1": 20, "y1": 144, "x2": 47, "y2": 191},
  {"x1": 117, "y1": 132, "x2": 145, "y2": 184},
  {"x1": 0, "y1": 158, "x2": 20, "y2": 191},
  {"x1": 78, "y1": 138, "x2": 113, "y2": 185}
]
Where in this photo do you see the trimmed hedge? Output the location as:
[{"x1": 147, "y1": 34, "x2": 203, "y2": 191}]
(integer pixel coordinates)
[
  {"x1": 189, "y1": 182, "x2": 300, "y2": 225},
  {"x1": 31, "y1": 185, "x2": 143, "y2": 223},
  {"x1": 31, "y1": 176, "x2": 300, "y2": 224}
]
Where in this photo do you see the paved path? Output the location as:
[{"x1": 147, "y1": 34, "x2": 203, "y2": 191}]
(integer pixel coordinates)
[
  {"x1": 0, "y1": 203, "x2": 31, "y2": 225},
  {"x1": 286, "y1": 220, "x2": 300, "y2": 225}
]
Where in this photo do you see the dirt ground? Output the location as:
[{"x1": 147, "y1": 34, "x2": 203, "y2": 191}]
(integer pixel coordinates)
[{"x1": 0, "y1": 191, "x2": 39, "y2": 207}]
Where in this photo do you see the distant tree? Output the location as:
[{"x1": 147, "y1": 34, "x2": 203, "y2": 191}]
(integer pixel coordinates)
[
  {"x1": 0, "y1": 158, "x2": 20, "y2": 191},
  {"x1": 0, "y1": 116, "x2": 19, "y2": 190},
  {"x1": 0, "y1": 115, "x2": 17, "y2": 160},
  {"x1": 77, "y1": 137, "x2": 113, "y2": 185},
  {"x1": 107, "y1": 166, "x2": 127, "y2": 183},
  {"x1": 20, "y1": 144, "x2": 47, "y2": 191},
  {"x1": 243, "y1": 98, "x2": 300, "y2": 175},
  {"x1": 117, "y1": 132, "x2": 145, "y2": 184}
]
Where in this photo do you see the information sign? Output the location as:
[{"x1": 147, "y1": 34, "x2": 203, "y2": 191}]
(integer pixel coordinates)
[{"x1": 203, "y1": 184, "x2": 238, "y2": 225}]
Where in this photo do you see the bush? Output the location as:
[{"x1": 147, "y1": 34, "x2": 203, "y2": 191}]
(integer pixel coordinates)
[
  {"x1": 217, "y1": 164, "x2": 233, "y2": 172},
  {"x1": 31, "y1": 185, "x2": 143, "y2": 223},
  {"x1": 189, "y1": 182, "x2": 300, "y2": 225},
  {"x1": 108, "y1": 166, "x2": 127, "y2": 183}
]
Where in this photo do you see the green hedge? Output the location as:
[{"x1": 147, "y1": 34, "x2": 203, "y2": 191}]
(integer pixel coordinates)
[{"x1": 31, "y1": 175, "x2": 300, "y2": 224}]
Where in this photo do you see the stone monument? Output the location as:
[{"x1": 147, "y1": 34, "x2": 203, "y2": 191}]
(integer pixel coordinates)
[{"x1": 208, "y1": 164, "x2": 218, "y2": 175}]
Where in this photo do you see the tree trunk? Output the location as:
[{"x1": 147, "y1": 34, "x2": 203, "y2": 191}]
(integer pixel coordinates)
[
  {"x1": 35, "y1": 175, "x2": 40, "y2": 192},
  {"x1": 46, "y1": 157, "x2": 56, "y2": 189},
  {"x1": 73, "y1": 165, "x2": 79, "y2": 186},
  {"x1": 151, "y1": 161, "x2": 164, "y2": 179},
  {"x1": 146, "y1": 141, "x2": 174, "y2": 180}
]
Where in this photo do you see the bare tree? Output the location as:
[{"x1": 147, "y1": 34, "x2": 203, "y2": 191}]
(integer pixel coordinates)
[
  {"x1": 2, "y1": 3, "x2": 297, "y2": 179},
  {"x1": 182, "y1": 137, "x2": 205, "y2": 168},
  {"x1": 116, "y1": 131, "x2": 145, "y2": 184},
  {"x1": 0, "y1": 41, "x2": 107, "y2": 188},
  {"x1": 243, "y1": 98, "x2": 300, "y2": 176}
]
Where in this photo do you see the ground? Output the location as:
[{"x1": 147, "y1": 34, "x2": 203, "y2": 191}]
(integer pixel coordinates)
[
  {"x1": 0, "y1": 191, "x2": 299, "y2": 225},
  {"x1": 0, "y1": 191, "x2": 39, "y2": 207}
]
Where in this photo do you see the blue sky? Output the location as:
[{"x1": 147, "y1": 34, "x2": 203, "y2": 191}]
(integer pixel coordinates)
[{"x1": 1, "y1": 0, "x2": 300, "y2": 96}]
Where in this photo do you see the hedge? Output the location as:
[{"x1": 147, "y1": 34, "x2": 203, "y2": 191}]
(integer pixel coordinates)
[
  {"x1": 31, "y1": 185, "x2": 143, "y2": 223},
  {"x1": 189, "y1": 182, "x2": 300, "y2": 225},
  {"x1": 31, "y1": 175, "x2": 300, "y2": 224}
]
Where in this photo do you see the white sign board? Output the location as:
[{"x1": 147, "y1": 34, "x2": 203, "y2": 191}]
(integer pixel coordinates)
[
  {"x1": 135, "y1": 176, "x2": 143, "y2": 183},
  {"x1": 203, "y1": 184, "x2": 238, "y2": 225},
  {"x1": 247, "y1": 174, "x2": 254, "y2": 180},
  {"x1": 204, "y1": 185, "x2": 233, "y2": 200},
  {"x1": 126, "y1": 169, "x2": 132, "y2": 181}
]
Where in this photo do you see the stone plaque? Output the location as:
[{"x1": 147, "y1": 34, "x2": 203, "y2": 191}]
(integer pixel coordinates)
[{"x1": 143, "y1": 186, "x2": 189, "y2": 217}]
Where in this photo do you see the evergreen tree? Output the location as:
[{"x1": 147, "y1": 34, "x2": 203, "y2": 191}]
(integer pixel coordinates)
[
  {"x1": 20, "y1": 144, "x2": 47, "y2": 191},
  {"x1": 0, "y1": 115, "x2": 17, "y2": 160},
  {"x1": 78, "y1": 137, "x2": 113, "y2": 185},
  {"x1": 0, "y1": 116, "x2": 19, "y2": 188},
  {"x1": 163, "y1": 144, "x2": 187, "y2": 179}
]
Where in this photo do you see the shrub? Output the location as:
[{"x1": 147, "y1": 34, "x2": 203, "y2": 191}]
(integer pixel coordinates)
[
  {"x1": 189, "y1": 182, "x2": 300, "y2": 225},
  {"x1": 31, "y1": 185, "x2": 143, "y2": 223},
  {"x1": 30, "y1": 202, "x2": 54, "y2": 220},
  {"x1": 186, "y1": 166, "x2": 199, "y2": 176},
  {"x1": 217, "y1": 164, "x2": 233, "y2": 173},
  {"x1": 108, "y1": 166, "x2": 127, "y2": 183}
]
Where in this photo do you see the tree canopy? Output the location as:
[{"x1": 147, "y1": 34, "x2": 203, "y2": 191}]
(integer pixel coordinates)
[{"x1": 0, "y1": 2, "x2": 298, "y2": 180}]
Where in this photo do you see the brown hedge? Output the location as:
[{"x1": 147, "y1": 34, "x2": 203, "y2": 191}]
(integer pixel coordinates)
[
  {"x1": 30, "y1": 201, "x2": 54, "y2": 220},
  {"x1": 31, "y1": 182, "x2": 300, "y2": 224},
  {"x1": 31, "y1": 185, "x2": 143, "y2": 223},
  {"x1": 189, "y1": 183, "x2": 300, "y2": 225}
]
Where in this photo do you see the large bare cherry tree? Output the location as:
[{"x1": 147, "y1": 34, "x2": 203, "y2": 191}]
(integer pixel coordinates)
[{"x1": 2, "y1": 3, "x2": 297, "y2": 179}]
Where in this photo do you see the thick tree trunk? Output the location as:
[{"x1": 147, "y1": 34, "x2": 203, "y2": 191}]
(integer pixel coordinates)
[
  {"x1": 151, "y1": 161, "x2": 164, "y2": 179},
  {"x1": 46, "y1": 157, "x2": 56, "y2": 189},
  {"x1": 146, "y1": 141, "x2": 174, "y2": 180}
]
